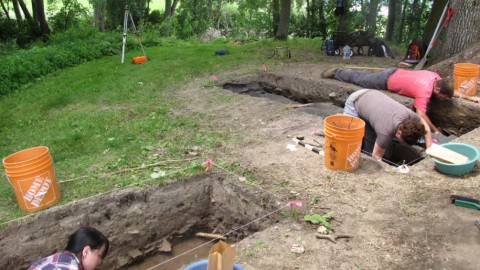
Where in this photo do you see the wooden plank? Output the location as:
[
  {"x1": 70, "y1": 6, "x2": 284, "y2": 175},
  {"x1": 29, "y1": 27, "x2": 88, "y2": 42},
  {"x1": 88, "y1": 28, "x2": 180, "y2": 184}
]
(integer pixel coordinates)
[{"x1": 426, "y1": 144, "x2": 469, "y2": 164}]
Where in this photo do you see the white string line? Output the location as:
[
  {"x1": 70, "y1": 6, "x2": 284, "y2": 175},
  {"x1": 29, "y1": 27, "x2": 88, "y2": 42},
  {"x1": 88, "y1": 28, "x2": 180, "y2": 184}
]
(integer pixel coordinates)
[
  {"x1": 58, "y1": 157, "x2": 198, "y2": 183},
  {"x1": 145, "y1": 205, "x2": 288, "y2": 270}
]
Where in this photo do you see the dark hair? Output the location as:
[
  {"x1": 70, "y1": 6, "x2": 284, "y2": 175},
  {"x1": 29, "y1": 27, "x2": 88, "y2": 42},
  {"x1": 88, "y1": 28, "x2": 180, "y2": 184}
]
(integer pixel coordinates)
[
  {"x1": 397, "y1": 119, "x2": 426, "y2": 145},
  {"x1": 436, "y1": 79, "x2": 454, "y2": 98},
  {"x1": 65, "y1": 227, "x2": 109, "y2": 259}
]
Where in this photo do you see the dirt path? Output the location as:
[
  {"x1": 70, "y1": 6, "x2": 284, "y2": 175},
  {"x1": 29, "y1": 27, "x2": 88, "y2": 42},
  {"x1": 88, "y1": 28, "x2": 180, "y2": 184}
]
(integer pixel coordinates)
[{"x1": 177, "y1": 59, "x2": 480, "y2": 269}]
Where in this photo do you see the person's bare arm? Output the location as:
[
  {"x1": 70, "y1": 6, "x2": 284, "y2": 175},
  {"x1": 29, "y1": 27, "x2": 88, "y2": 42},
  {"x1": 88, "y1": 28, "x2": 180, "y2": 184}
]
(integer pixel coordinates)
[
  {"x1": 416, "y1": 110, "x2": 440, "y2": 134},
  {"x1": 419, "y1": 117, "x2": 432, "y2": 148},
  {"x1": 453, "y1": 90, "x2": 480, "y2": 103},
  {"x1": 372, "y1": 143, "x2": 386, "y2": 161}
]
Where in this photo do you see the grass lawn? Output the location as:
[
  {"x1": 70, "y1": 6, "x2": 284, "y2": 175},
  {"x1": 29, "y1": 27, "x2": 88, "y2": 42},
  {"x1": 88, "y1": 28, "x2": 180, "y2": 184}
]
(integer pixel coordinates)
[{"x1": 0, "y1": 38, "x2": 325, "y2": 224}]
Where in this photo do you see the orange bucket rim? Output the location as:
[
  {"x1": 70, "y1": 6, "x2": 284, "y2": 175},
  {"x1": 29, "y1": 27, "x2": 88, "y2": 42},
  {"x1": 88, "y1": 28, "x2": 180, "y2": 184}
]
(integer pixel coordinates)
[
  {"x1": 324, "y1": 115, "x2": 366, "y2": 131},
  {"x1": 3, "y1": 146, "x2": 50, "y2": 165},
  {"x1": 3, "y1": 154, "x2": 52, "y2": 169},
  {"x1": 4, "y1": 159, "x2": 54, "y2": 176}
]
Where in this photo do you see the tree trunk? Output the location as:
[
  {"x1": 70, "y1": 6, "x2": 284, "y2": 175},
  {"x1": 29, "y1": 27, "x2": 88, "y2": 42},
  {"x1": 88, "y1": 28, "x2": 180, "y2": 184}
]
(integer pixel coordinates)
[
  {"x1": 216, "y1": 0, "x2": 223, "y2": 30},
  {"x1": 366, "y1": 0, "x2": 378, "y2": 35},
  {"x1": 165, "y1": 0, "x2": 180, "y2": 18},
  {"x1": 1, "y1": 0, "x2": 10, "y2": 19},
  {"x1": 272, "y1": 0, "x2": 280, "y2": 36},
  {"x1": 422, "y1": 0, "x2": 448, "y2": 46},
  {"x1": 406, "y1": 0, "x2": 419, "y2": 41},
  {"x1": 31, "y1": 0, "x2": 37, "y2": 22},
  {"x1": 337, "y1": 11, "x2": 347, "y2": 32},
  {"x1": 171, "y1": 0, "x2": 179, "y2": 16},
  {"x1": 165, "y1": 0, "x2": 172, "y2": 17},
  {"x1": 13, "y1": 0, "x2": 23, "y2": 23},
  {"x1": 396, "y1": 0, "x2": 408, "y2": 43},
  {"x1": 163, "y1": 0, "x2": 179, "y2": 36},
  {"x1": 33, "y1": 0, "x2": 50, "y2": 37},
  {"x1": 336, "y1": 0, "x2": 349, "y2": 32},
  {"x1": 275, "y1": 0, "x2": 291, "y2": 40},
  {"x1": 93, "y1": 0, "x2": 106, "y2": 31},
  {"x1": 17, "y1": 0, "x2": 41, "y2": 37},
  {"x1": 385, "y1": 0, "x2": 396, "y2": 41},
  {"x1": 412, "y1": 0, "x2": 427, "y2": 40},
  {"x1": 306, "y1": 0, "x2": 310, "y2": 37},
  {"x1": 431, "y1": 0, "x2": 480, "y2": 63}
]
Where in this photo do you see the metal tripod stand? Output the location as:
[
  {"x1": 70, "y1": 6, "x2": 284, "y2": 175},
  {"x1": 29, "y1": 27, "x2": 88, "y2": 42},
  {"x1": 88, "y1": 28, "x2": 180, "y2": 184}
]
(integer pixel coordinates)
[{"x1": 121, "y1": 5, "x2": 147, "y2": 63}]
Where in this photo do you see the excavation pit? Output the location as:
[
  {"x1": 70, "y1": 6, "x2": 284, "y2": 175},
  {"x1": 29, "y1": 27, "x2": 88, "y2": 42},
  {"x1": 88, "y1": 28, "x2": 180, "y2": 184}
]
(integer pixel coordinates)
[
  {"x1": 0, "y1": 173, "x2": 281, "y2": 270},
  {"x1": 223, "y1": 72, "x2": 480, "y2": 166}
]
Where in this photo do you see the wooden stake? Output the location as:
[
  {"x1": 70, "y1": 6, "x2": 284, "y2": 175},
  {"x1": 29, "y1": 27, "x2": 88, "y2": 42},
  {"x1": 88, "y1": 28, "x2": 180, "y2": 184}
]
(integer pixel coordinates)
[{"x1": 195, "y1": 232, "x2": 227, "y2": 240}]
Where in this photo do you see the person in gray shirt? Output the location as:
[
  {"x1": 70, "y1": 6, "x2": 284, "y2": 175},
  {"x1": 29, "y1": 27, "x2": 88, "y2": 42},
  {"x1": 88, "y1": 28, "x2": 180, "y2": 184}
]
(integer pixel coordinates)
[{"x1": 343, "y1": 89, "x2": 432, "y2": 162}]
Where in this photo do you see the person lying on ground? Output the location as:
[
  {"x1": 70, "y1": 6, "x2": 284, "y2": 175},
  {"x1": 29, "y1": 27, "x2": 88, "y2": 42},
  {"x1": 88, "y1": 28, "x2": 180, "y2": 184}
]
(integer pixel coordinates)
[
  {"x1": 28, "y1": 227, "x2": 110, "y2": 270},
  {"x1": 343, "y1": 89, "x2": 431, "y2": 162},
  {"x1": 321, "y1": 67, "x2": 480, "y2": 134}
]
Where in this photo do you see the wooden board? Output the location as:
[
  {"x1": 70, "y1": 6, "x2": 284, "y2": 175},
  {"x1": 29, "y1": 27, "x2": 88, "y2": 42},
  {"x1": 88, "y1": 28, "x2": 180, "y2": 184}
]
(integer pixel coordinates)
[{"x1": 426, "y1": 144, "x2": 469, "y2": 164}]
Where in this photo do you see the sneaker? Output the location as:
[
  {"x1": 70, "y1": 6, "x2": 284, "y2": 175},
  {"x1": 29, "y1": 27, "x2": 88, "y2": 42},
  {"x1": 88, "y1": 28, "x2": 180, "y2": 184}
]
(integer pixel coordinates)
[{"x1": 321, "y1": 68, "x2": 338, "y2": 79}]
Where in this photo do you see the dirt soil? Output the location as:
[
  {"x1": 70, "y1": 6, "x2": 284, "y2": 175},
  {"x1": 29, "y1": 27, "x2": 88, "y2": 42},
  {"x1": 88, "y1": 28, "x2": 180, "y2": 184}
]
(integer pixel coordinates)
[
  {"x1": 2, "y1": 44, "x2": 480, "y2": 270},
  {"x1": 175, "y1": 49, "x2": 480, "y2": 269}
]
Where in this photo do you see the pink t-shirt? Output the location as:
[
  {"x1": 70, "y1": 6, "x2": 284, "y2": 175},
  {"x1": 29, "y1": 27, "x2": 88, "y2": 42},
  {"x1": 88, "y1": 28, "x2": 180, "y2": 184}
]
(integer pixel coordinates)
[{"x1": 386, "y1": 69, "x2": 441, "y2": 113}]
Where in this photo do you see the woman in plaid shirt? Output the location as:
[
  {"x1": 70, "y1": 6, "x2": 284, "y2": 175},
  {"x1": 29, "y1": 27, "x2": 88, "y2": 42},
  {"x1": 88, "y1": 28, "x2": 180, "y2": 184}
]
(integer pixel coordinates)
[{"x1": 28, "y1": 227, "x2": 109, "y2": 270}]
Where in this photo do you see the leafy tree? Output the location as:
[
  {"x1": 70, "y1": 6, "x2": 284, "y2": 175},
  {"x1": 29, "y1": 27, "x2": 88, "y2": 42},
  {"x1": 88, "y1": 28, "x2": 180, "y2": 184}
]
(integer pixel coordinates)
[
  {"x1": 176, "y1": 0, "x2": 234, "y2": 39},
  {"x1": 233, "y1": 0, "x2": 271, "y2": 38},
  {"x1": 105, "y1": 0, "x2": 148, "y2": 31},
  {"x1": 47, "y1": 0, "x2": 88, "y2": 31},
  {"x1": 295, "y1": 0, "x2": 327, "y2": 38},
  {"x1": 147, "y1": 9, "x2": 161, "y2": 24}
]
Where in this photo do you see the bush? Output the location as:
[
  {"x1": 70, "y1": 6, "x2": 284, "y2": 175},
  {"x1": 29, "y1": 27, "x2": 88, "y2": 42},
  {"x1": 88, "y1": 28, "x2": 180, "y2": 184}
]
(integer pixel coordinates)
[
  {"x1": 0, "y1": 28, "x2": 121, "y2": 97},
  {"x1": 147, "y1": 10, "x2": 162, "y2": 25}
]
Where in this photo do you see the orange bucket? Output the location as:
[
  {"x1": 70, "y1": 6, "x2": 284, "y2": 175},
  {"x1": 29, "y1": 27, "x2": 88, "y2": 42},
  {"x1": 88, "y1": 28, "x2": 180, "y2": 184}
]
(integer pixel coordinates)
[
  {"x1": 324, "y1": 115, "x2": 365, "y2": 171},
  {"x1": 2, "y1": 146, "x2": 61, "y2": 213},
  {"x1": 132, "y1": 56, "x2": 148, "y2": 64},
  {"x1": 453, "y1": 63, "x2": 479, "y2": 96}
]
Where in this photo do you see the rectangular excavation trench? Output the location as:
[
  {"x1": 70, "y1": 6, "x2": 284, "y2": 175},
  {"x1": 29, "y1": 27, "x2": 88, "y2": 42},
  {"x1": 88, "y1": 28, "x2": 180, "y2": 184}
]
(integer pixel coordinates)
[
  {"x1": 223, "y1": 73, "x2": 480, "y2": 166},
  {"x1": 0, "y1": 173, "x2": 281, "y2": 270}
]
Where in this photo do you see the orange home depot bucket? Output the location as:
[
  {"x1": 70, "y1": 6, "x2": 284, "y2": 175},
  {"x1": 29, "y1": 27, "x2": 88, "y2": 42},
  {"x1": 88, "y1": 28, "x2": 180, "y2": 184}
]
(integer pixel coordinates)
[
  {"x1": 2, "y1": 146, "x2": 61, "y2": 213},
  {"x1": 453, "y1": 63, "x2": 479, "y2": 96},
  {"x1": 132, "y1": 56, "x2": 148, "y2": 64},
  {"x1": 324, "y1": 115, "x2": 365, "y2": 171}
]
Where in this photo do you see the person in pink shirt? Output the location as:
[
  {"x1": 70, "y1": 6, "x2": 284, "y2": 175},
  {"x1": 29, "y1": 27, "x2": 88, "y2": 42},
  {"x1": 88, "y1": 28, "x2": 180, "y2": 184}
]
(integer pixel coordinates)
[{"x1": 321, "y1": 67, "x2": 480, "y2": 134}]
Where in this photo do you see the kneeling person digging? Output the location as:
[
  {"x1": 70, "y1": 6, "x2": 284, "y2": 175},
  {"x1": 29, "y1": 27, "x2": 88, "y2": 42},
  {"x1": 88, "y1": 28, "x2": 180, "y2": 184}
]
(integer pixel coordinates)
[{"x1": 343, "y1": 89, "x2": 432, "y2": 164}]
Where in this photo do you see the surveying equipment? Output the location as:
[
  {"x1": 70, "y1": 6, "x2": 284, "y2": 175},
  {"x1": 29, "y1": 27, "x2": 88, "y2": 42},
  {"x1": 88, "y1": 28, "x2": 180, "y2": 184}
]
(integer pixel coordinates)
[{"x1": 121, "y1": 5, "x2": 147, "y2": 64}]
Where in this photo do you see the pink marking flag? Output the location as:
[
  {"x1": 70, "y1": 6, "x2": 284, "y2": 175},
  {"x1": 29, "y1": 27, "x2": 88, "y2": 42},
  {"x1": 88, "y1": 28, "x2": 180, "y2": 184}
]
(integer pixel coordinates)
[{"x1": 203, "y1": 159, "x2": 214, "y2": 172}]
